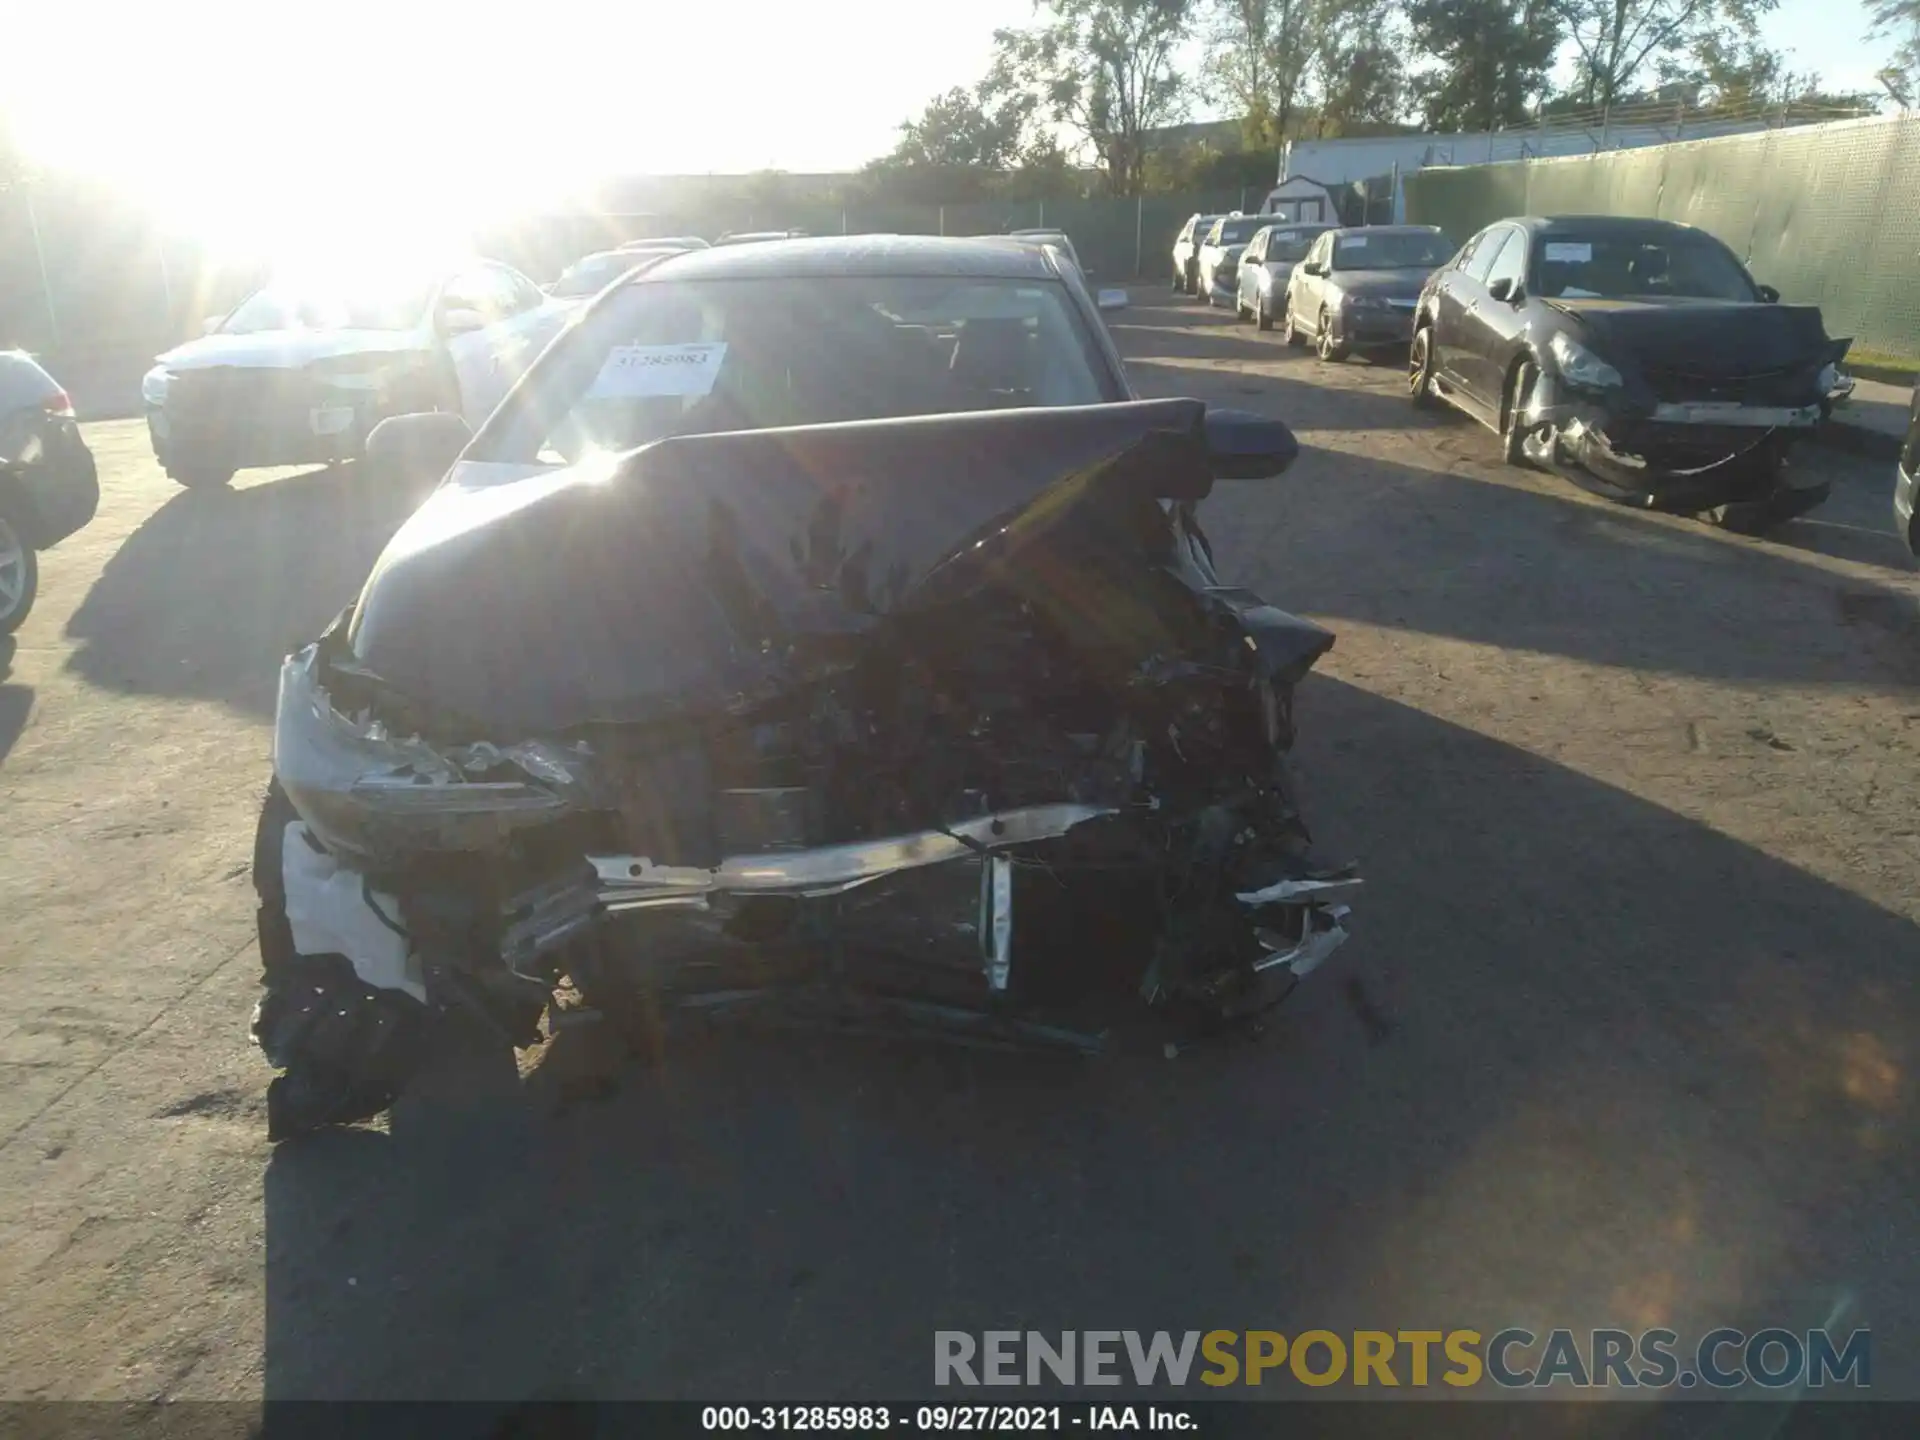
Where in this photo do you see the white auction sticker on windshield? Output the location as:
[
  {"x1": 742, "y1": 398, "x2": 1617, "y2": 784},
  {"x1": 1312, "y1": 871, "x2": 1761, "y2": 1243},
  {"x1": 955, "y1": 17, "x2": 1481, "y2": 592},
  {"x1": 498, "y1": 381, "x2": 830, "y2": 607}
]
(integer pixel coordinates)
[
  {"x1": 1337, "y1": 234, "x2": 1368, "y2": 248},
  {"x1": 588, "y1": 342, "x2": 728, "y2": 398},
  {"x1": 1544, "y1": 242, "x2": 1593, "y2": 262}
]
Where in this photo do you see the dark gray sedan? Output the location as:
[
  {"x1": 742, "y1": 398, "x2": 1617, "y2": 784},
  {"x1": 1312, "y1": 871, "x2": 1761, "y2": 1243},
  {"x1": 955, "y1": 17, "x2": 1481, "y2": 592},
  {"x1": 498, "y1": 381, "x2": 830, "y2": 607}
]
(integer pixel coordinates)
[
  {"x1": 0, "y1": 350, "x2": 97, "y2": 633},
  {"x1": 1282, "y1": 225, "x2": 1453, "y2": 361}
]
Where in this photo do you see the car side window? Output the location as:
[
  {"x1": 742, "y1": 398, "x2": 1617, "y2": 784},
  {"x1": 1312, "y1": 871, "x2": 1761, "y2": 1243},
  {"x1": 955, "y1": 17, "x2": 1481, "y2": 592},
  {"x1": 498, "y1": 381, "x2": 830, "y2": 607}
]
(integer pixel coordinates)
[
  {"x1": 1246, "y1": 232, "x2": 1266, "y2": 263},
  {"x1": 1178, "y1": 219, "x2": 1194, "y2": 243},
  {"x1": 1464, "y1": 229, "x2": 1513, "y2": 284},
  {"x1": 1453, "y1": 231, "x2": 1486, "y2": 273},
  {"x1": 1484, "y1": 230, "x2": 1527, "y2": 293},
  {"x1": 438, "y1": 269, "x2": 495, "y2": 321},
  {"x1": 490, "y1": 265, "x2": 543, "y2": 315}
]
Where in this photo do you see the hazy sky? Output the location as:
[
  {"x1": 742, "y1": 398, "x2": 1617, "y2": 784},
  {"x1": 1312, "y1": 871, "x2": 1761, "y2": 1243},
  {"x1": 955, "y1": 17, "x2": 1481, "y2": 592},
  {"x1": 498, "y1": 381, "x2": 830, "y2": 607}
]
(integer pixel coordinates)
[{"x1": 7, "y1": 0, "x2": 1897, "y2": 242}]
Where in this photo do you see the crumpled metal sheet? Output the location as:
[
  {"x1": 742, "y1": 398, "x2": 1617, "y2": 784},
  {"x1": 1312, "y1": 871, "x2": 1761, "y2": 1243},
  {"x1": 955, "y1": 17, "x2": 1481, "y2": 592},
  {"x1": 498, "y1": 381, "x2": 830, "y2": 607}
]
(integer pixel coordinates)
[{"x1": 279, "y1": 821, "x2": 425, "y2": 1002}]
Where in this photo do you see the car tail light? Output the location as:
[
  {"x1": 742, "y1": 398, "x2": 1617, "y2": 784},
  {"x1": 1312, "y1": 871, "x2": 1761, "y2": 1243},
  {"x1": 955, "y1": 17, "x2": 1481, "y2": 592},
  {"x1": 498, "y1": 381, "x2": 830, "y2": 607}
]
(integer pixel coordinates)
[{"x1": 43, "y1": 390, "x2": 74, "y2": 418}]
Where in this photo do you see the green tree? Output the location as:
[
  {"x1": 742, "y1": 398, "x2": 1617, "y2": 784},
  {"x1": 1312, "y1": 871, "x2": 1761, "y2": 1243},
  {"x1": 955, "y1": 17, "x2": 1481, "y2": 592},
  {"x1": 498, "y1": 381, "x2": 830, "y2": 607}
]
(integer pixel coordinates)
[
  {"x1": 988, "y1": 0, "x2": 1195, "y2": 196},
  {"x1": 1406, "y1": 0, "x2": 1562, "y2": 130},
  {"x1": 1548, "y1": 0, "x2": 1777, "y2": 108},
  {"x1": 1658, "y1": 30, "x2": 1880, "y2": 112},
  {"x1": 1305, "y1": 0, "x2": 1409, "y2": 135},
  {"x1": 879, "y1": 86, "x2": 1035, "y2": 169},
  {"x1": 1867, "y1": 0, "x2": 1920, "y2": 104},
  {"x1": 1201, "y1": 0, "x2": 1314, "y2": 148}
]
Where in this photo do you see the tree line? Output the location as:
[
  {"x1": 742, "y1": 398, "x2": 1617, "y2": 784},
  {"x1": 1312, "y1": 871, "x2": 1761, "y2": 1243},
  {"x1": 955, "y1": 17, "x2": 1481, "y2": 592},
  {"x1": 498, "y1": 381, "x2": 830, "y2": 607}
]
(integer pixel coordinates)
[{"x1": 863, "y1": 0, "x2": 1916, "y2": 199}]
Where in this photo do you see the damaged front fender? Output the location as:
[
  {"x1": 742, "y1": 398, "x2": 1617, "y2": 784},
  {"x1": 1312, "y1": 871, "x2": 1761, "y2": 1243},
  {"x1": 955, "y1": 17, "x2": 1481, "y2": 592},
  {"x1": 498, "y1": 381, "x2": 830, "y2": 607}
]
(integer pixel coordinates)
[{"x1": 273, "y1": 638, "x2": 597, "y2": 866}]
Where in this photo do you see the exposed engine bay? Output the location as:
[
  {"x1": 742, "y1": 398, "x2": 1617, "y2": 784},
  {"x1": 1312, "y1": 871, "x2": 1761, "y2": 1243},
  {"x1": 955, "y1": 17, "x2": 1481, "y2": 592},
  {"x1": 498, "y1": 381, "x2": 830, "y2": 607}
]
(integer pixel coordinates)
[{"x1": 253, "y1": 400, "x2": 1359, "y2": 1139}]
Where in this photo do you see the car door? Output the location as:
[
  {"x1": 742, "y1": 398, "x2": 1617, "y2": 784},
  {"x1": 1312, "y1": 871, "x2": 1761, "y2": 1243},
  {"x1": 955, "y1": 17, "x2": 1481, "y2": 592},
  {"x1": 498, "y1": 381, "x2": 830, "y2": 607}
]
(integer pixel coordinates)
[
  {"x1": 1290, "y1": 234, "x2": 1328, "y2": 328},
  {"x1": 1174, "y1": 217, "x2": 1195, "y2": 274},
  {"x1": 437, "y1": 266, "x2": 522, "y2": 429},
  {"x1": 1462, "y1": 228, "x2": 1531, "y2": 407},
  {"x1": 1433, "y1": 227, "x2": 1506, "y2": 397},
  {"x1": 491, "y1": 262, "x2": 567, "y2": 377},
  {"x1": 1238, "y1": 230, "x2": 1266, "y2": 311}
]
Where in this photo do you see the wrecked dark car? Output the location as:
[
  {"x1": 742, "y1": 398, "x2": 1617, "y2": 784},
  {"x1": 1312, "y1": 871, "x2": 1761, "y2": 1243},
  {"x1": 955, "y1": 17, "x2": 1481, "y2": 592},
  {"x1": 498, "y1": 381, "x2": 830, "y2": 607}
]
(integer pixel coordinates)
[
  {"x1": 1410, "y1": 215, "x2": 1852, "y2": 532},
  {"x1": 251, "y1": 237, "x2": 1358, "y2": 1139}
]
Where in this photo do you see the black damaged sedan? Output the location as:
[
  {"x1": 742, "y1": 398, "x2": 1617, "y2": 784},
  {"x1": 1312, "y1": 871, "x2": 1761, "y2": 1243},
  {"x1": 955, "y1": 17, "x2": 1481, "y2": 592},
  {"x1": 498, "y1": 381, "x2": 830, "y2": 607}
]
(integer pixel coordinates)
[
  {"x1": 252, "y1": 236, "x2": 1360, "y2": 1138},
  {"x1": 1409, "y1": 215, "x2": 1851, "y2": 532}
]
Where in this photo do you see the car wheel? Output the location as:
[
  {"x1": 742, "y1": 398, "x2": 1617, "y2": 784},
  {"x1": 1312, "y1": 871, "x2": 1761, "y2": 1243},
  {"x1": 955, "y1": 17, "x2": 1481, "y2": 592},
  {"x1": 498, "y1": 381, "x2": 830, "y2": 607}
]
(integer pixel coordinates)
[
  {"x1": 1502, "y1": 360, "x2": 1545, "y2": 467},
  {"x1": 0, "y1": 504, "x2": 40, "y2": 636},
  {"x1": 1316, "y1": 310, "x2": 1346, "y2": 362},
  {"x1": 166, "y1": 461, "x2": 236, "y2": 490},
  {"x1": 1408, "y1": 326, "x2": 1439, "y2": 408},
  {"x1": 1256, "y1": 294, "x2": 1274, "y2": 332},
  {"x1": 1283, "y1": 295, "x2": 1306, "y2": 348}
]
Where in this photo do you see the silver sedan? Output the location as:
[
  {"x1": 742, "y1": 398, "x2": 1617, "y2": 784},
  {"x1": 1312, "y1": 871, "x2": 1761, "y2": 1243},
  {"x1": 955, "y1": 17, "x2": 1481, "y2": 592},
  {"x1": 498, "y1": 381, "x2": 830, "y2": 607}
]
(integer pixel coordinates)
[{"x1": 1234, "y1": 222, "x2": 1336, "y2": 330}]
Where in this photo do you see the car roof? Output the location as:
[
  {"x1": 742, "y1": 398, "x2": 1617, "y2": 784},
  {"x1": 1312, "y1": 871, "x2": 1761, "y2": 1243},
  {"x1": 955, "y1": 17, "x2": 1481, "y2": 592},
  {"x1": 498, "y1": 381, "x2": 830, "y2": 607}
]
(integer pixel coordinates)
[
  {"x1": 1326, "y1": 225, "x2": 1443, "y2": 237},
  {"x1": 571, "y1": 249, "x2": 644, "y2": 268},
  {"x1": 630, "y1": 233, "x2": 1061, "y2": 283},
  {"x1": 1516, "y1": 214, "x2": 1710, "y2": 238}
]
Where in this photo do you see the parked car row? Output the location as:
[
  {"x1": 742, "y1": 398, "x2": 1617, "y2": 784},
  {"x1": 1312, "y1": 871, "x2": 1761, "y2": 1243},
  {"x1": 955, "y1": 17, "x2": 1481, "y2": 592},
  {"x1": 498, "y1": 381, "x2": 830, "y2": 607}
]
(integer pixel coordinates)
[{"x1": 1180, "y1": 208, "x2": 1873, "y2": 538}]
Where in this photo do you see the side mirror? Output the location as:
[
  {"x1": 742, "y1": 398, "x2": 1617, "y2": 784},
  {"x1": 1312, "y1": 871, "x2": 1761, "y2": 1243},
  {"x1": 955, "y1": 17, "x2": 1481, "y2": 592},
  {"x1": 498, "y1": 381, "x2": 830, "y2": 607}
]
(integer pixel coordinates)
[
  {"x1": 1096, "y1": 287, "x2": 1130, "y2": 312},
  {"x1": 201, "y1": 315, "x2": 224, "y2": 335},
  {"x1": 439, "y1": 306, "x2": 486, "y2": 336},
  {"x1": 1303, "y1": 262, "x2": 1324, "y2": 277},
  {"x1": 365, "y1": 412, "x2": 472, "y2": 490},
  {"x1": 1487, "y1": 277, "x2": 1517, "y2": 303},
  {"x1": 1758, "y1": 284, "x2": 1781, "y2": 303},
  {"x1": 1204, "y1": 407, "x2": 1299, "y2": 480}
]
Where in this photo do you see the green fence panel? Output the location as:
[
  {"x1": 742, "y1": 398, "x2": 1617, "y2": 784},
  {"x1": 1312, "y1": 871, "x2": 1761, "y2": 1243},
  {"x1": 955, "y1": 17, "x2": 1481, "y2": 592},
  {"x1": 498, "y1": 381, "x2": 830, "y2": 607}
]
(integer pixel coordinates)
[{"x1": 1401, "y1": 115, "x2": 1920, "y2": 359}]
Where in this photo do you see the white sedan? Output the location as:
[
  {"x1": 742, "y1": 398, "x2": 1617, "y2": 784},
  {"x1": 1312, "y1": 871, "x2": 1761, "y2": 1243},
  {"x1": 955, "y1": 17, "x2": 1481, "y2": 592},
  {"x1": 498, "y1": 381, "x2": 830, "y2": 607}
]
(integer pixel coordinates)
[{"x1": 140, "y1": 259, "x2": 565, "y2": 489}]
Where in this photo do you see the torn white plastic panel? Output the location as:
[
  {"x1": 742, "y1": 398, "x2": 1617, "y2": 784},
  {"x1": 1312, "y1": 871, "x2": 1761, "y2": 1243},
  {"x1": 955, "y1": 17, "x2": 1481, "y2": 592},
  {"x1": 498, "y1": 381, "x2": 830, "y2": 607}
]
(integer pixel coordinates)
[
  {"x1": 1252, "y1": 904, "x2": 1352, "y2": 979},
  {"x1": 587, "y1": 342, "x2": 727, "y2": 399},
  {"x1": 281, "y1": 822, "x2": 427, "y2": 1002},
  {"x1": 1235, "y1": 874, "x2": 1364, "y2": 906}
]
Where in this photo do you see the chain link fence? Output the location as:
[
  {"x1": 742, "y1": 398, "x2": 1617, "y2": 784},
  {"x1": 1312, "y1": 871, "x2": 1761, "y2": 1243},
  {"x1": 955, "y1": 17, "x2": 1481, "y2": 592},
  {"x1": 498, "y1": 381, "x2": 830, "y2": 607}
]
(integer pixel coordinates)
[{"x1": 1402, "y1": 113, "x2": 1920, "y2": 360}]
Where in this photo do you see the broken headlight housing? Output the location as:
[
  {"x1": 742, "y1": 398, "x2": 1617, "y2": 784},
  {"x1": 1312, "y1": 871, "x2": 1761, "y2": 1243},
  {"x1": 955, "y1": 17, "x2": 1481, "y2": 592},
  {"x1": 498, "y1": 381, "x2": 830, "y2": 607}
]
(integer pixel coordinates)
[
  {"x1": 273, "y1": 644, "x2": 593, "y2": 864},
  {"x1": 1549, "y1": 331, "x2": 1624, "y2": 391}
]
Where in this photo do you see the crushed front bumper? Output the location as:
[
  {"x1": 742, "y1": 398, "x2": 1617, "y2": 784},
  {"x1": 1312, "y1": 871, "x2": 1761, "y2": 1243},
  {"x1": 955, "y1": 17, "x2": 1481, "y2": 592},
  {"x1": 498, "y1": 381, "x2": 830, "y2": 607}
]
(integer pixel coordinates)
[
  {"x1": 1521, "y1": 375, "x2": 1828, "y2": 510},
  {"x1": 1333, "y1": 306, "x2": 1417, "y2": 350}
]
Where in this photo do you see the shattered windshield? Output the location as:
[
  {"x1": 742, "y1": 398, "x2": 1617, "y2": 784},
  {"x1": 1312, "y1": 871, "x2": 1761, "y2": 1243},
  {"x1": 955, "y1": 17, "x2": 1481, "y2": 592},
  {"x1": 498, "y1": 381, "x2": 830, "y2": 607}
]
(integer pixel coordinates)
[
  {"x1": 220, "y1": 277, "x2": 437, "y2": 333},
  {"x1": 1329, "y1": 231, "x2": 1454, "y2": 270},
  {"x1": 1530, "y1": 231, "x2": 1758, "y2": 301},
  {"x1": 476, "y1": 275, "x2": 1114, "y2": 466}
]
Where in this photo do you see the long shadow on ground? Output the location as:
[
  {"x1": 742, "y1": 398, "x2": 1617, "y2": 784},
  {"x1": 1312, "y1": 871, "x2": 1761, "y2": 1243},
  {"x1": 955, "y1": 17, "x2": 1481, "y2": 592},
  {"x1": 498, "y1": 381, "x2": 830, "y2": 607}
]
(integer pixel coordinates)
[{"x1": 259, "y1": 675, "x2": 1920, "y2": 1403}]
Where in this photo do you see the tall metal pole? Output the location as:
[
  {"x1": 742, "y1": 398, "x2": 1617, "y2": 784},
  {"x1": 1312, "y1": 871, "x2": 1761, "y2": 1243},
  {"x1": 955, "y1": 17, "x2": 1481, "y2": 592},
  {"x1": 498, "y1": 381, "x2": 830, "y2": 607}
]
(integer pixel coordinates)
[
  {"x1": 23, "y1": 182, "x2": 60, "y2": 350},
  {"x1": 1134, "y1": 194, "x2": 1143, "y2": 277}
]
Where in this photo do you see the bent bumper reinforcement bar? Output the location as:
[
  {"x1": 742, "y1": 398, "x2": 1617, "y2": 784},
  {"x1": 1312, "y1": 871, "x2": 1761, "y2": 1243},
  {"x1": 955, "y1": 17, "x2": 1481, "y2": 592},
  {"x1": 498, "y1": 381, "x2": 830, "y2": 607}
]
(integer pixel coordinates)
[{"x1": 589, "y1": 803, "x2": 1119, "y2": 910}]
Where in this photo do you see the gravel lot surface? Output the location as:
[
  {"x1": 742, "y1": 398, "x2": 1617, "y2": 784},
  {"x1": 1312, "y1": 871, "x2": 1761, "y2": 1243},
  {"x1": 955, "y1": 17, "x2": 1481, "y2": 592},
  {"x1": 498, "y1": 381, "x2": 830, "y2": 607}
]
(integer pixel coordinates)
[{"x1": 2, "y1": 301, "x2": 1916, "y2": 1406}]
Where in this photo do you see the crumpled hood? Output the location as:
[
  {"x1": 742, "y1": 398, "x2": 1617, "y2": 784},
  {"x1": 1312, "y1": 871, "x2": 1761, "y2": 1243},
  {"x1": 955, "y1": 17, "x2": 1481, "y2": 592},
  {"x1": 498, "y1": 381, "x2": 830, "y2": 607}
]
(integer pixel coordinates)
[
  {"x1": 348, "y1": 399, "x2": 1211, "y2": 735},
  {"x1": 157, "y1": 329, "x2": 426, "y2": 371},
  {"x1": 1332, "y1": 269, "x2": 1433, "y2": 301},
  {"x1": 1545, "y1": 297, "x2": 1840, "y2": 375}
]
